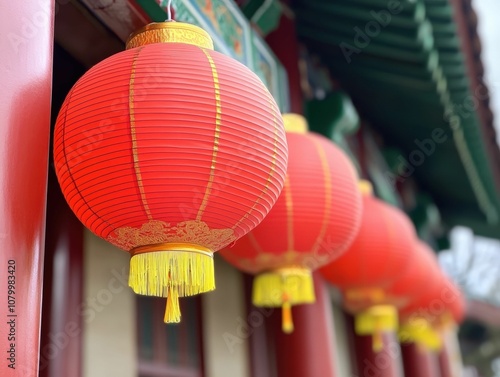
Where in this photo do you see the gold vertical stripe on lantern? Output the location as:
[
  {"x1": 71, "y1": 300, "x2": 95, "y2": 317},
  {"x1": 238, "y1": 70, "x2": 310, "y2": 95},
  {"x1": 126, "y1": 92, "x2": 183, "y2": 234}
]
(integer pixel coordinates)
[
  {"x1": 129, "y1": 46, "x2": 153, "y2": 220},
  {"x1": 197, "y1": 49, "x2": 222, "y2": 221},
  {"x1": 284, "y1": 176, "x2": 294, "y2": 251},
  {"x1": 310, "y1": 138, "x2": 332, "y2": 255},
  {"x1": 248, "y1": 232, "x2": 265, "y2": 255}
]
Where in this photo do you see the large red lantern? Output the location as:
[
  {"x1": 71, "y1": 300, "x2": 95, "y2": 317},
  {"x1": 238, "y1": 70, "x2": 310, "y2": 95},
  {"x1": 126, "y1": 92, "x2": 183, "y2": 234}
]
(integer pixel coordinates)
[
  {"x1": 320, "y1": 181, "x2": 417, "y2": 301},
  {"x1": 393, "y1": 241, "x2": 444, "y2": 350},
  {"x1": 320, "y1": 182, "x2": 417, "y2": 350},
  {"x1": 53, "y1": 22, "x2": 288, "y2": 323},
  {"x1": 400, "y1": 273, "x2": 465, "y2": 326},
  {"x1": 399, "y1": 272, "x2": 465, "y2": 351},
  {"x1": 220, "y1": 114, "x2": 362, "y2": 332},
  {"x1": 386, "y1": 240, "x2": 441, "y2": 309}
]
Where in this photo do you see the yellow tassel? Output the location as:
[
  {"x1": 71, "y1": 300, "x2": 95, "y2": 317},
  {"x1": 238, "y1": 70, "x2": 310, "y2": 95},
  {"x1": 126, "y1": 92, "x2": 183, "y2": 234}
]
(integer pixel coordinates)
[
  {"x1": 373, "y1": 330, "x2": 384, "y2": 353},
  {"x1": 282, "y1": 301, "x2": 294, "y2": 334},
  {"x1": 129, "y1": 243, "x2": 215, "y2": 323},
  {"x1": 165, "y1": 286, "x2": 181, "y2": 323},
  {"x1": 399, "y1": 318, "x2": 442, "y2": 351},
  {"x1": 355, "y1": 305, "x2": 398, "y2": 353},
  {"x1": 252, "y1": 267, "x2": 315, "y2": 307}
]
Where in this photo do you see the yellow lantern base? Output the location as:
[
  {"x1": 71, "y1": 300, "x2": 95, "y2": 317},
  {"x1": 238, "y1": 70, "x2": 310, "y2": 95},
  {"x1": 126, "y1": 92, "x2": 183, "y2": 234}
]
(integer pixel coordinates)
[
  {"x1": 355, "y1": 305, "x2": 398, "y2": 352},
  {"x1": 129, "y1": 242, "x2": 215, "y2": 323},
  {"x1": 253, "y1": 267, "x2": 315, "y2": 333},
  {"x1": 399, "y1": 318, "x2": 442, "y2": 351}
]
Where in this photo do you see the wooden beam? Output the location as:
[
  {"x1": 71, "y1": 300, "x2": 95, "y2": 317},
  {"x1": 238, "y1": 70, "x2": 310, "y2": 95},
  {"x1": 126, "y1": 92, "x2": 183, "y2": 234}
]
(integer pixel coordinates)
[{"x1": 449, "y1": 0, "x2": 500, "y2": 192}]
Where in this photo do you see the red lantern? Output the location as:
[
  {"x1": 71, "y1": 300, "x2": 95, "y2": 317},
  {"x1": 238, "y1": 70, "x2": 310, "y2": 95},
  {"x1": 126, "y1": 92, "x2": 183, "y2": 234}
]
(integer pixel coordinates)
[
  {"x1": 220, "y1": 114, "x2": 362, "y2": 332},
  {"x1": 386, "y1": 240, "x2": 441, "y2": 309},
  {"x1": 399, "y1": 273, "x2": 465, "y2": 351},
  {"x1": 393, "y1": 241, "x2": 444, "y2": 351},
  {"x1": 53, "y1": 22, "x2": 288, "y2": 323},
  {"x1": 446, "y1": 282, "x2": 466, "y2": 325},
  {"x1": 320, "y1": 181, "x2": 417, "y2": 301},
  {"x1": 400, "y1": 273, "x2": 465, "y2": 327},
  {"x1": 320, "y1": 182, "x2": 417, "y2": 350}
]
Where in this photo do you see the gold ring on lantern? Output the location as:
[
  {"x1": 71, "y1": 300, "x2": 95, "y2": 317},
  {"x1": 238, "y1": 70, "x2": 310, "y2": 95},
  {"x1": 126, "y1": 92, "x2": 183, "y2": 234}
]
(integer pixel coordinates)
[{"x1": 126, "y1": 21, "x2": 215, "y2": 50}]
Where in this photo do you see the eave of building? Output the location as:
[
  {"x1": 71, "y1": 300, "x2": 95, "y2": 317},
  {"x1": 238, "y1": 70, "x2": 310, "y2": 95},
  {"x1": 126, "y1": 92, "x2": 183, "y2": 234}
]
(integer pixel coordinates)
[{"x1": 291, "y1": 0, "x2": 500, "y2": 238}]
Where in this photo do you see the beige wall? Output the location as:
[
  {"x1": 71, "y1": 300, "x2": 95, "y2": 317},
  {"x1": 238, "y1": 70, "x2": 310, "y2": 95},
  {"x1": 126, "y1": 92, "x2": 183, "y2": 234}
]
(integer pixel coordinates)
[
  {"x1": 330, "y1": 289, "x2": 354, "y2": 377},
  {"x1": 82, "y1": 236, "x2": 250, "y2": 377},
  {"x1": 202, "y1": 256, "x2": 251, "y2": 377},
  {"x1": 83, "y1": 230, "x2": 137, "y2": 377}
]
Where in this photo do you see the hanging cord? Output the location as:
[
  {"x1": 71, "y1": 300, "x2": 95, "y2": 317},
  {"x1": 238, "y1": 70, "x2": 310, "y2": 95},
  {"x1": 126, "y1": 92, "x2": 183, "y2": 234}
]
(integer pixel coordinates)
[{"x1": 166, "y1": 0, "x2": 173, "y2": 21}]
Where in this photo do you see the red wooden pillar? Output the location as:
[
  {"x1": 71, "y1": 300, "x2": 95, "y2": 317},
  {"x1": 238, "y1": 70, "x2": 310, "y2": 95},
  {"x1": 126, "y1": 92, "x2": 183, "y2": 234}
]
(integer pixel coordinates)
[
  {"x1": 0, "y1": 0, "x2": 54, "y2": 375},
  {"x1": 349, "y1": 317, "x2": 403, "y2": 377},
  {"x1": 268, "y1": 273, "x2": 337, "y2": 377},
  {"x1": 39, "y1": 172, "x2": 83, "y2": 377},
  {"x1": 401, "y1": 343, "x2": 441, "y2": 377},
  {"x1": 266, "y1": 2, "x2": 303, "y2": 114},
  {"x1": 438, "y1": 346, "x2": 453, "y2": 377}
]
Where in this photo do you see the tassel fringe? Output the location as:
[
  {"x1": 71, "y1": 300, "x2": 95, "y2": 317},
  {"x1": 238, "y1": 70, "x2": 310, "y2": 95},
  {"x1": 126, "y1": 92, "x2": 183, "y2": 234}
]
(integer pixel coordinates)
[
  {"x1": 282, "y1": 301, "x2": 294, "y2": 334},
  {"x1": 129, "y1": 244, "x2": 215, "y2": 324},
  {"x1": 165, "y1": 286, "x2": 181, "y2": 323},
  {"x1": 355, "y1": 305, "x2": 398, "y2": 353},
  {"x1": 252, "y1": 267, "x2": 315, "y2": 307},
  {"x1": 399, "y1": 318, "x2": 442, "y2": 351},
  {"x1": 253, "y1": 267, "x2": 314, "y2": 333}
]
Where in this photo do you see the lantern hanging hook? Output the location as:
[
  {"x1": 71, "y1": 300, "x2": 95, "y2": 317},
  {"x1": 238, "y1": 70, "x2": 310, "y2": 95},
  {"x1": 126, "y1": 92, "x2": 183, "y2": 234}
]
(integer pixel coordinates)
[{"x1": 166, "y1": 0, "x2": 173, "y2": 21}]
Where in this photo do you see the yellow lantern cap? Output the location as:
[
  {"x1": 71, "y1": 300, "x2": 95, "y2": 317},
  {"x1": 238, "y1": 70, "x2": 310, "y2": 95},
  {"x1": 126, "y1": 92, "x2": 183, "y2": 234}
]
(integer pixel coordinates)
[{"x1": 282, "y1": 113, "x2": 309, "y2": 134}]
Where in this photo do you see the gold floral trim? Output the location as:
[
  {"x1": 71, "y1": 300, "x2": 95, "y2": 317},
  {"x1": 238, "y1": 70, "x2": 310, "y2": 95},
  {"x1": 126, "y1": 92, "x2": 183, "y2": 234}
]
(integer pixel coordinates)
[{"x1": 108, "y1": 219, "x2": 236, "y2": 251}]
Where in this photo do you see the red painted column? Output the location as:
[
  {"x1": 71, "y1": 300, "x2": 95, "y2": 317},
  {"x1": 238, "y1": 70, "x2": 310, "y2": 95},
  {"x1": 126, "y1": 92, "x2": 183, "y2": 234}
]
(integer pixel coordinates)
[
  {"x1": 0, "y1": 1, "x2": 54, "y2": 375},
  {"x1": 438, "y1": 346, "x2": 453, "y2": 377},
  {"x1": 265, "y1": 3, "x2": 303, "y2": 114},
  {"x1": 349, "y1": 317, "x2": 403, "y2": 377},
  {"x1": 401, "y1": 343, "x2": 440, "y2": 377},
  {"x1": 39, "y1": 173, "x2": 83, "y2": 377},
  {"x1": 268, "y1": 273, "x2": 337, "y2": 377}
]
